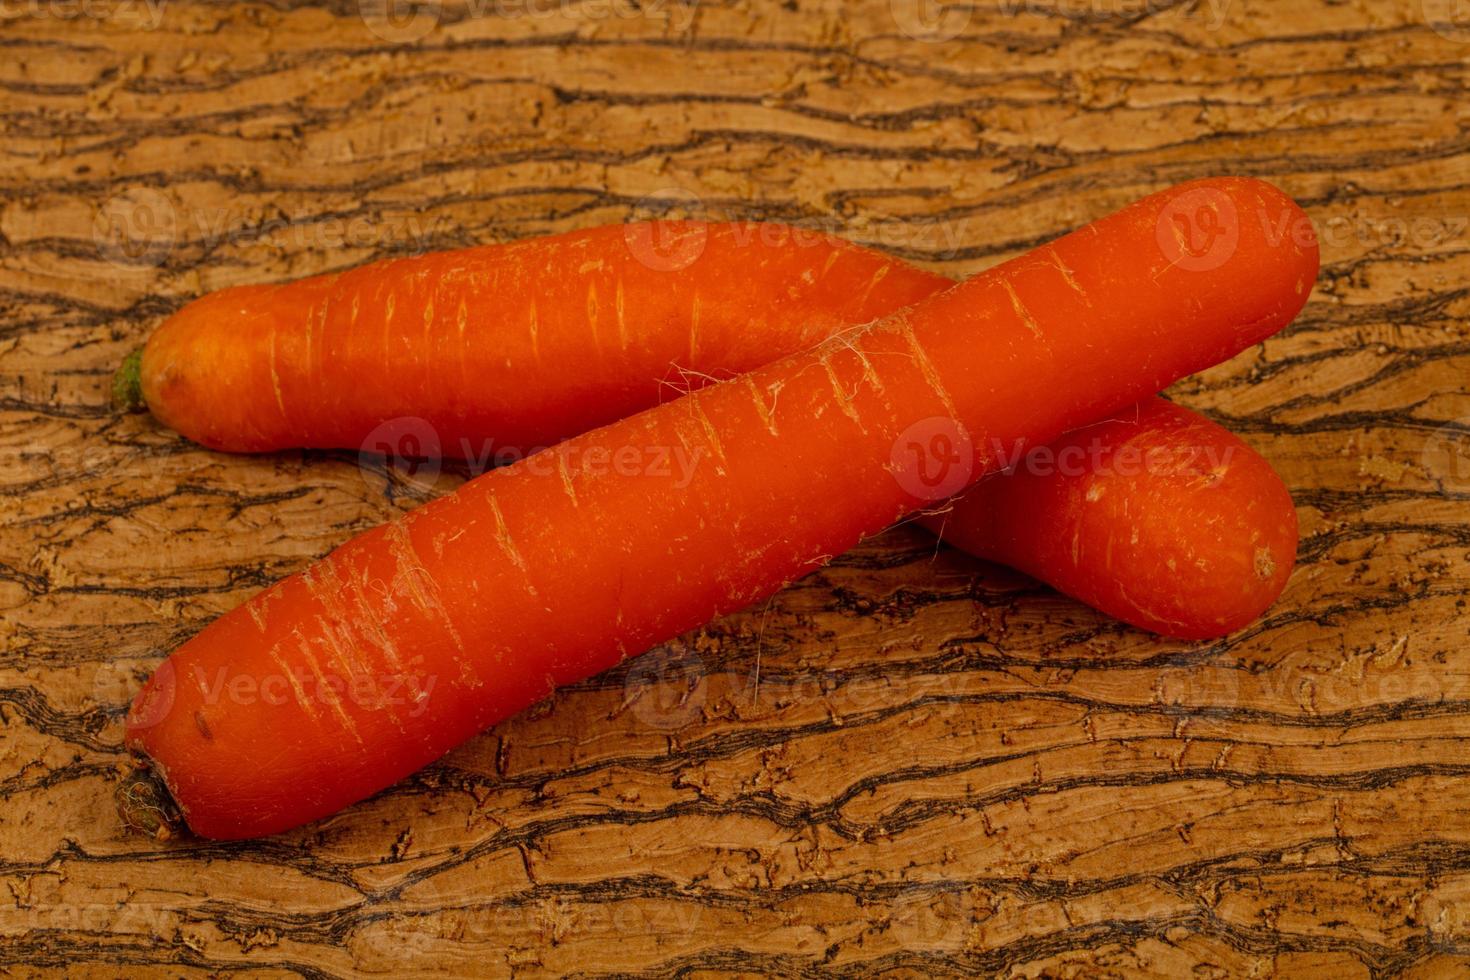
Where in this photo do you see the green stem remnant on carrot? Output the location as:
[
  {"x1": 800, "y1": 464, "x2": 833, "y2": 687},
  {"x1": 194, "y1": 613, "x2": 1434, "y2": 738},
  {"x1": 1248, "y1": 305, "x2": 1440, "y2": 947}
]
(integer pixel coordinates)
[
  {"x1": 115, "y1": 762, "x2": 186, "y2": 840},
  {"x1": 122, "y1": 178, "x2": 1319, "y2": 839},
  {"x1": 111, "y1": 348, "x2": 147, "y2": 414}
]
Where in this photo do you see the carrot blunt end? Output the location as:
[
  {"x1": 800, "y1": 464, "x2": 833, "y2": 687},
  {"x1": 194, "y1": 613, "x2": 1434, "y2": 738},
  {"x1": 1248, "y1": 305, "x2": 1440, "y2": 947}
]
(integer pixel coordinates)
[
  {"x1": 112, "y1": 349, "x2": 147, "y2": 414},
  {"x1": 116, "y1": 759, "x2": 188, "y2": 841}
]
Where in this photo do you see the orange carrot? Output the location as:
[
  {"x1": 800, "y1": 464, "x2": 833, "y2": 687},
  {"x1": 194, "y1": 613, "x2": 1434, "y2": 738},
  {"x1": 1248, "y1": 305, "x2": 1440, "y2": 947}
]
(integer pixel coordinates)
[
  {"x1": 116, "y1": 206, "x2": 1304, "y2": 638},
  {"x1": 114, "y1": 223, "x2": 944, "y2": 455},
  {"x1": 119, "y1": 177, "x2": 1318, "y2": 840},
  {"x1": 920, "y1": 396, "x2": 1298, "y2": 639}
]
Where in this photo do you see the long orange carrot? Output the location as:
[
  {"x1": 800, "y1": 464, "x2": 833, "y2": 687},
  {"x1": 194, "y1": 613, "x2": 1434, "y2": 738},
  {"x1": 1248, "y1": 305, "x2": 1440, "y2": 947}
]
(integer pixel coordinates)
[
  {"x1": 119, "y1": 177, "x2": 1318, "y2": 839},
  {"x1": 116, "y1": 208, "x2": 1304, "y2": 638},
  {"x1": 114, "y1": 223, "x2": 944, "y2": 455}
]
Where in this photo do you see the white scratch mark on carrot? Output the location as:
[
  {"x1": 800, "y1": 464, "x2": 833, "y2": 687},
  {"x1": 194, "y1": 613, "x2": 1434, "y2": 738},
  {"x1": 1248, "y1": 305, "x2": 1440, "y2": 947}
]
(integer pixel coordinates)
[
  {"x1": 671, "y1": 415, "x2": 698, "y2": 461},
  {"x1": 456, "y1": 297, "x2": 470, "y2": 383},
  {"x1": 316, "y1": 559, "x2": 407, "y2": 678},
  {"x1": 387, "y1": 522, "x2": 466, "y2": 656},
  {"x1": 266, "y1": 328, "x2": 287, "y2": 419},
  {"x1": 586, "y1": 281, "x2": 600, "y2": 348},
  {"x1": 690, "y1": 397, "x2": 727, "y2": 469},
  {"x1": 831, "y1": 329, "x2": 885, "y2": 395},
  {"x1": 744, "y1": 376, "x2": 780, "y2": 437},
  {"x1": 312, "y1": 618, "x2": 405, "y2": 734},
  {"x1": 856, "y1": 262, "x2": 891, "y2": 309},
  {"x1": 292, "y1": 630, "x2": 363, "y2": 744},
  {"x1": 380, "y1": 290, "x2": 396, "y2": 396},
  {"x1": 488, "y1": 496, "x2": 534, "y2": 594},
  {"x1": 615, "y1": 275, "x2": 629, "y2": 350},
  {"x1": 305, "y1": 298, "x2": 321, "y2": 393},
  {"x1": 861, "y1": 351, "x2": 886, "y2": 394},
  {"x1": 1049, "y1": 250, "x2": 1085, "y2": 298},
  {"x1": 899, "y1": 321, "x2": 958, "y2": 418},
  {"x1": 689, "y1": 289, "x2": 702, "y2": 362},
  {"x1": 1002, "y1": 280, "x2": 1043, "y2": 339},
  {"x1": 528, "y1": 298, "x2": 540, "y2": 361},
  {"x1": 311, "y1": 616, "x2": 363, "y2": 685},
  {"x1": 819, "y1": 352, "x2": 865, "y2": 430},
  {"x1": 557, "y1": 451, "x2": 578, "y2": 507},
  {"x1": 1116, "y1": 583, "x2": 1191, "y2": 629},
  {"x1": 266, "y1": 642, "x2": 321, "y2": 723},
  {"x1": 579, "y1": 259, "x2": 604, "y2": 274}
]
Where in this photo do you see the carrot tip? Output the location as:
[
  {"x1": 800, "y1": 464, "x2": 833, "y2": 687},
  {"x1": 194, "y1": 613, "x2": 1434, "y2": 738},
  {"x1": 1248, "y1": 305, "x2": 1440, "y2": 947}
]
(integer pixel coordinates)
[
  {"x1": 112, "y1": 349, "x2": 147, "y2": 414},
  {"x1": 116, "y1": 759, "x2": 187, "y2": 841}
]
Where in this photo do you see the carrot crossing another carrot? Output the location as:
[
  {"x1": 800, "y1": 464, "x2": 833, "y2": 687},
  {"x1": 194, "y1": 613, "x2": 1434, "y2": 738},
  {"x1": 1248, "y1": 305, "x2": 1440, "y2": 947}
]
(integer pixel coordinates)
[
  {"x1": 118, "y1": 198, "x2": 1307, "y2": 639},
  {"x1": 122, "y1": 177, "x2": 1319, "y2": 839}
]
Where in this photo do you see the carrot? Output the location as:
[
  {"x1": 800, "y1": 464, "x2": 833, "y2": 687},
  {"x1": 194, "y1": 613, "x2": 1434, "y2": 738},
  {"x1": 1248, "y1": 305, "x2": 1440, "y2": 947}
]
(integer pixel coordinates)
[
  {"x1": 119, "y1": 177, "x2": 1318, "y2": 840},
  {"x1": 115, "y1": 203, "x2": 1304, "y2": 638},
  {"x1": 920, "y1": 396, "x2": 1298, "y2": 639},
  {"x1": 113, "y1": 223, "x2": 945, "y2": 455}
]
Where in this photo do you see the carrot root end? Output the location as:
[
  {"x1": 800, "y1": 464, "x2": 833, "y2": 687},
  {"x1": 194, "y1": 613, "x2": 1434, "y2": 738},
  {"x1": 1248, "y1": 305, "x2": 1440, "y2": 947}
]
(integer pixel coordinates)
[
  {"x1": 112, "y1": 349, "x2": 147, "y2": 414},
  {"x1": 116, "y1": 759, "x2": 187, "y2": 841}
]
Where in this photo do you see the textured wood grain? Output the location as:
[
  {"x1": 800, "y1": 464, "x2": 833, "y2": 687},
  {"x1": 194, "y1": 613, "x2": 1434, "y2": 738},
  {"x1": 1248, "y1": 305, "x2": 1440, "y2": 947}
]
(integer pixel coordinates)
[{"x1": 2, "y1": 0, "x2": 1469, "y2": 975}]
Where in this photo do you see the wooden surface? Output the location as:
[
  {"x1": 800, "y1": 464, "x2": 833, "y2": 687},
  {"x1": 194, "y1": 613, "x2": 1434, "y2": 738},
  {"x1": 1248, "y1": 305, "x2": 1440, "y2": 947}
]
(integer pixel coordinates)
[{"x1": 3, "y1": 0, "x2": 1470, "y2": 975}]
